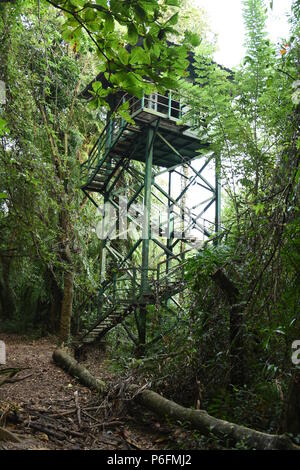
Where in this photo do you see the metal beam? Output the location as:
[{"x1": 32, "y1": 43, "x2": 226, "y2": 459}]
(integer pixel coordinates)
[
  {"x1": 140, "y1": 127, "x2": 154, "y2": 296},
  {"x1": 215, "y1": 153, "x2": 221, "y2": 239}
]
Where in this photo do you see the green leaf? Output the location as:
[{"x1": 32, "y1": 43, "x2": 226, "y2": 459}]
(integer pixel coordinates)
[
  {"x1": 96, "y1": 0, "x2": 108, "y2": 7},
  {"x1": 97, "y1": 62, "x2": 107, "y2": 74},
  {"x1": 166, "y1": 12, "x2": 179, "y2": 26},
  {"x1": 166, "y1": 0, "x2": 180, "y2": 5},
  {"x1": 254, "y1": 202, "x2": 264, "y2": 215},
  {"x1": 84, "y1": 8, "x2": 97, "y2": 22},
  {"x1": 184, "y1": 31, "x2": 201, "y2": 48},
  {"x1": 88, "y1": 22, "x2": 100, "y2": 32},
  {"x1": 134, "y1": 5, "x2": 146, "y2": 21},
  {"x1": 70, "y1": 0, "x2": 85, "y2": 7},
  {"x1": 103, "y1": 13, "x2": 114, "y2": 33},
  {"x1": 127, "y1": 23, "x2": 138, "y2": 45},
  {"x1": 0, "y1": 117, "x2": 9, "y2": 136},
  {"x1": 0, "y1": 192, "x2": 7, "y2": 199},
  {"x1": 129, "y1": 47, "x2": 150, "y2": 65},
  {"x1": 158, "y1": 76, "x2": 178, "y2": 90},
  {"x1": 151, "y1": 43, "x2": 161, "y2": 58},
  {"x1": 91, "y1": 81, "x2": 101, "y2": 92},
  {"x1": 62, "y1": 17, "x2": 79, "y2": 28},
  {"x1": 118, "y1": 109, "x2": 135, "y2": 125},
  {"x1": 118, "y1": 48, "x2": 129, "y2": 65}
]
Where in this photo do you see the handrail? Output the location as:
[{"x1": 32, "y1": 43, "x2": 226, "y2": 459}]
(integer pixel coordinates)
[
  {"x1": 121, "y1": 90, "x2": 191, "y2": 122},
  {"x1": 80, "y1": 90, "x2": 131, "y2": 182}
]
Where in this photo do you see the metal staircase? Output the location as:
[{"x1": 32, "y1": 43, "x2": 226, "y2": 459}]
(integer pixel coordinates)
[{"x1": 76, "y1": 254, "x2": 190, "y2": 348}]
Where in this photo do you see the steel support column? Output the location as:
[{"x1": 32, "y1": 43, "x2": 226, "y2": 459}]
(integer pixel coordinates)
[
  {"x1": 138, "y1": 127, "x2": 154, "y2": 349},
  {"x1": 166, "y1": 170, "x2": 174, "y2": 275},
  {"x1": 215, "y1": 153, "x2": 221, "y2": 241}
]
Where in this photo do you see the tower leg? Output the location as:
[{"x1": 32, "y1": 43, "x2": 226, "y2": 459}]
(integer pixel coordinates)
[
  {"x1": 166, "y1": 170, "x2": 174, "y2": 307},
  {"x1": 166, "y1": 170, "x2": 174, "y2": 274},
  {"x1": 215, "y1": 153, "x2": 221, "y2": 242},
  {"x1": 137, "y1": 128, "x2": 154, "y2": 351},
  {"x1": 99, "y1": 113, "x2": 113, "y2": 282}
]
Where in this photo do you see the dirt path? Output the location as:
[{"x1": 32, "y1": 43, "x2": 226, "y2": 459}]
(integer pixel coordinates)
[{"x1": 0, "y1": 334, "x2": 185, "y2": 450}]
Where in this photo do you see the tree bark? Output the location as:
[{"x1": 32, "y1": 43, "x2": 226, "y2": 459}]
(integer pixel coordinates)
[
  {"x1": 52, "y1": 348, "x2": 106, "y2": 393},
  {"x1": 0, "y1": 255, "x2": 16, "y2": 320},
  {"x1": 282, "y1": 370, "x2": 300, "y2": 434},
  {"x1": 59, "y1": 269, "x2": 74, "y2": 343},
  {"x1": 58, "y1": 206, "x2": 74, "y2": 344},
  {"x1": 45, "y1": 268, "x2": 63, "y2": 333},
  {"x1": 52, "y1": 348, "x2": 299, "y2": 450},
  {"x1": 211, "y1": 268, "x2": 245, "y2": 386},
  {"x1": 136, "y1": 389, "x2": 298, "y2": 450}
]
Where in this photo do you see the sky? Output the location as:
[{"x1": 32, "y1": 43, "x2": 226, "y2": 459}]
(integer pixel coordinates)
[{"x1": 196, "y1": 0, "x2": 293, "y2": 67}]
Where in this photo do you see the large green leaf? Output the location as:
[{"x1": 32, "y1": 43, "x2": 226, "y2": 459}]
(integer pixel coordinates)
[
  {"x1": 0, "y1": 117, "x2": 8, "y2": 136},
  {"x1": 127, "y1": 23, "x2": 138, "y2": 45},
  {"x1": 96, "y1": 0, "x2": 108, "y2": 7},
  {"x1": 103, "y1": 13, "x2": 114, "y2": 33},
  {"x1": 118, "y1": 48, "x2": 129, "y2": 66},
  {"x1": 129, "y1": 47, "x2": 150, "y2": 65},
  {"x1": 166, "y1": 12, "x2": 179, "y2": 26}
]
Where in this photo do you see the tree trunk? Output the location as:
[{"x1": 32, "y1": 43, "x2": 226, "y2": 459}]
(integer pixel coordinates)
[
  {"x1": 58, "y1": 206, "x2": 74, "y2": 344},
  {"x1": 0, "y1": 255, "x2": 16, "y2": 320},
  {"x1": 59, "y1": 269, "x2": 74, "y2": 344},
  {"x1": 282, "y1": 370, "x2": 300, "y2": 434},
  {"x1": 52, "y1": 348, "x2": 299, "y2": 450},
  {"x1": 49, "y1": 271, "x2": 63, "y2": 333},
  {"x1": 211, "y1": 268, "x2": 245, "y2": 387}
]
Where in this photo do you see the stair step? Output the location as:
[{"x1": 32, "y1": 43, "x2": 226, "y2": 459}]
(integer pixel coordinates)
[
  {"x1": 94, "y1": 323, "x2": 111, "y2": 329},
  {"x1": 86, "y1": 183, "x2": 104, "y2": 190},
  {"x1": 93, "y1": 176, "x2": 108, "y2": 182}
]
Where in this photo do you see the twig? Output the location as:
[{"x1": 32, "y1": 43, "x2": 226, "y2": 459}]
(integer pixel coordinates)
[
  {"x1": 5, "y1": 373, "x2": 34, "y2": 384},
  {"x1": 74, "y1": 391, "x2": 81, "y2": 429},
  {"x1": 81, "y1": 410, "x2": 102, "y2": 425},
  {"x1": 91, "y1": 419, "x2": 123, "y2": 429},
  {"x1": 49, "y1": 409, "x2": 76, "y2": 418},
  {"x1": 0, "y1": 426, "x2": 22, "y2": 443}
]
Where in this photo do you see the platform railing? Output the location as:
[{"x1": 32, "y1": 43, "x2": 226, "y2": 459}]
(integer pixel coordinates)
[{"x1": 120, "y1": 90, "x2": 192, "y2": 122}]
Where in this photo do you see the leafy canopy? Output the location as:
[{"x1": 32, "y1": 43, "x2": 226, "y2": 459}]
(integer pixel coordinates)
[{"x1": 46, "y1": 0, "x2": 195, "y2": 105}]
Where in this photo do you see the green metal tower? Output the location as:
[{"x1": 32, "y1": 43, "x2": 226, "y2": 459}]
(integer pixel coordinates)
[{"x1": 78, "y1": 89, "x2": 221, "y2": 351}]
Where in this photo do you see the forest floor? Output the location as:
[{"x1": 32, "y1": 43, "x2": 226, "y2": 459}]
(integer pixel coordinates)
[{"x1": 0, "y1": 334, "x2": 196, "y2": 450}]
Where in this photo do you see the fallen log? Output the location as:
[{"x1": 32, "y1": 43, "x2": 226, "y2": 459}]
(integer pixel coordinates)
[
  {"x1": 52, "y1": 348, "x2": 105, "y2": 393},
  {"x1": 52, "y1": 348, "x2": 299, "y2": 450},
  {"x1": 135, "y1": 389, "x2": 298, "y2": 450}
]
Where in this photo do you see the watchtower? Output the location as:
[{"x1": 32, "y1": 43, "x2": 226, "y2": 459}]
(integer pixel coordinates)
[{"x1": 78, "y1": 64, "x2": 221, "y2": 351}]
